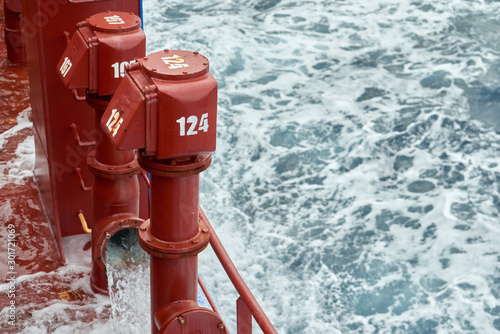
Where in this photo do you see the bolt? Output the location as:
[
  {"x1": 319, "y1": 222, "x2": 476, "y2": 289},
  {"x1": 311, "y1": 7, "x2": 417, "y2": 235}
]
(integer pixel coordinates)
[
  {"x1": 167, "y1": 244, "x2": 174, "y2": 248},
  {"x1": 164, "y1": 49, "x2": 169, "y2": 52},
  {"x1": 183, "y1": 71, "x2": 188, "y2": 74},
  {"x1": 178, "y1": 316, "x2": 185, "y2": 324},
  {"x1": 95, "y1": 24, "x2": 99, "y2": 27},
  {"x1": 144, "y1": 57, "x2": 148, "y2": 61},
  {"x1": 147, "y1": 238, "x2": 152, "y2": 242},
  {"x1": 194, "y1": 51, "x2": 199, "y2": 55},
  {"x1": 203, "y1": 63, "x2": 208, "y2": 66},
  {"x1": 218, "y1": 323, "x2": 225, "y2": 330},
  {"x1": 140, "y1": 227, "x2": 146, "y2": 231},
  {"x1": 202, "y1": 228, "x2": 208, "y2": 233},
  {"x1": 152, "y1": 68, "x2": 157, "y2": 72},
  {"x1": 191, "y1": 239, "x2": 199, "y2": 244},
  {"x1": 128, "y1": 164, "x2": 133, "y2": 168}
]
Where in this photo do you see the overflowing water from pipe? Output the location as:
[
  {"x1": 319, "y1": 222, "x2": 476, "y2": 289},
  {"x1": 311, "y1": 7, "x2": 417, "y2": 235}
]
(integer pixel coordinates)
[{"x1": 105, "y1": 229, "x2": 150, "y2": 333}]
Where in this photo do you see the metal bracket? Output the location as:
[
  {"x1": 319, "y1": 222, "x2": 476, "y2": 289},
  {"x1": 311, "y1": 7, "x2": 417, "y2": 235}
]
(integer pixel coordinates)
[
  {"x1": 70, "y1": 123, "x2": 96, "y2": 147},
  {"x1": 74, "y1": 167, "x2": 92, "y2": 191}
]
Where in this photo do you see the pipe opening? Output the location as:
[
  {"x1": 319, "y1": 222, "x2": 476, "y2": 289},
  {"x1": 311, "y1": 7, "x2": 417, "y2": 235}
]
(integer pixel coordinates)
[{"x1": 105, "y1": 228, "x2": 147, "y2": 267}]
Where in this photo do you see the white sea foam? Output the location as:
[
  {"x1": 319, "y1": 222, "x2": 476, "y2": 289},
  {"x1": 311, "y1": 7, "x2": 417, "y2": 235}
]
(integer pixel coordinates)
[
  {"x1": 144, "y1": 0, "x2": 500, "y2": 332},
  {"x1": 0, "y1": 107, "x2": 32, "y2": 150},
  {"x1": 0, "y1": 108, "x2": 34, "y2": 189}
]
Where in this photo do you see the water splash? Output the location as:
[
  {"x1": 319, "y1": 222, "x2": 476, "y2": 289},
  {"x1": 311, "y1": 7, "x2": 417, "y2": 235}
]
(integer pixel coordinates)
[{"x1": 105, "y1": 229, "x2": 150, "y2": 333}]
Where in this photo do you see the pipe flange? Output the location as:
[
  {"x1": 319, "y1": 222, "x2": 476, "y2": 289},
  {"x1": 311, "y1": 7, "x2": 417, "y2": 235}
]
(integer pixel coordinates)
[
  {"x1": 93, "y1": 213, "x2": 144, "y2": 270},
  {"x1": 138, "y1": 219, "x2": 210, "y2": 259},
  {"x1": 87, "y1": 150, "x2": 141, "y2": 179},
  {"x1": 138, "y1": 151, "x2": 211, "y2": 177}
]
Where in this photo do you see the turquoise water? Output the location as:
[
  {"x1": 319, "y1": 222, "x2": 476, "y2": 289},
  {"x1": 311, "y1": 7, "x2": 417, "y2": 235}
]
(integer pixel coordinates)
[{"x1": 143, "y1": 1, "x2": 500, "y2": 333}]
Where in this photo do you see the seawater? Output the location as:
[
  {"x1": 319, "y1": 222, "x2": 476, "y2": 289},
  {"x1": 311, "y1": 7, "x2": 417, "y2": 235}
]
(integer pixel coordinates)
[{"x1": 142, "y1": 0, "x2": 500, "y2": 333}]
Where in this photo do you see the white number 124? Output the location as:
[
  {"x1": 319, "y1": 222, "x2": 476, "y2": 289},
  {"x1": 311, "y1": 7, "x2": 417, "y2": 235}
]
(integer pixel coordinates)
[{"x1": 176, "y1": 113, "x2": 209, "y2": 136}]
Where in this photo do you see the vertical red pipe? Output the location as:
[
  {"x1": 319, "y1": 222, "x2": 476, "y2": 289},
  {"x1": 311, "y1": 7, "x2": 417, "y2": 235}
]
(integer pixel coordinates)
[
  {"x1": 148, "y1": 174, "x2": 200, "y2": 334},
  {"x1": 149, "y1": 175, "x2": 199, "y2": 241},
  {"x1": 3, "y1": 0, "x2": 26, "y2": 63},
  {"x1": 89, "y1": 100, "x2": 140, "y2": 294}
]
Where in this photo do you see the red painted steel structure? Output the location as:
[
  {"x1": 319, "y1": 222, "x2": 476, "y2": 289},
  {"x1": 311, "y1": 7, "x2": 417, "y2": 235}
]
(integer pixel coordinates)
[
  {"x1": 13, "y1": 2, "x2": 278, "y2": 332},
  {"x1": 56, "y1": 11, "x2": 146, "y2": 294},
  {"x1": 21, "y1": 0, "x2": 147, "y2": 264}
]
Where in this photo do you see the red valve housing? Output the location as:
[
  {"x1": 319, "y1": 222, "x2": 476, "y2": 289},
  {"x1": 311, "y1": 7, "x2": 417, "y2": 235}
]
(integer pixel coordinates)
[
  {"x1": 56, "y1": 11, "x2": 145, "y2": 96},
  {"x1": 101, "y1": 49, "x2": 217, "y2": 159}
]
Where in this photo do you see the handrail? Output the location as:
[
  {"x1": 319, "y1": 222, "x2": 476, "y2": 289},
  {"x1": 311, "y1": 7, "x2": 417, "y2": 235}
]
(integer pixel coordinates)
[{"x1": 199, "y1": 208, "x2": 277, "y2": 334}]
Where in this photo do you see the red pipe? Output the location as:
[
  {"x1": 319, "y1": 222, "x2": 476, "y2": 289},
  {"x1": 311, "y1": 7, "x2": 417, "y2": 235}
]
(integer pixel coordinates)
[
  {"x1": 148, "y1": 173, "x2": 199, "y2": 331},
  {"x1": 56, "y1": 11, "x2": 146, "y2": 294},
  {"x1": 138, "y1": 156, "x2": 213, "y2": 334},
  {"x1": 149, "y1": 174, "x2": 199, "y2": 241},
  {"x1": 3, "y1": 0, "x2": 26, "y2": 64},
  {"x1": 104, "y1": 50, "x2": 224, "y2": 333},
  {"x1": 88, "y1": 96, "x2": 141, "y2": 295}
]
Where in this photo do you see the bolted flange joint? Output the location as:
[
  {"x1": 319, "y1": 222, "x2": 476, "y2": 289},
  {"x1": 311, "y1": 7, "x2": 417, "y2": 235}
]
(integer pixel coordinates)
[
  {"x1": 138, "y1": 151, "x2": 212, "y2": 178},
  {"x1": 138, "y1": 219, "x2": 210, "y2": 259},
  {"x1": 87, "y1": 150, "x2": 141, "y2": 179}
]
